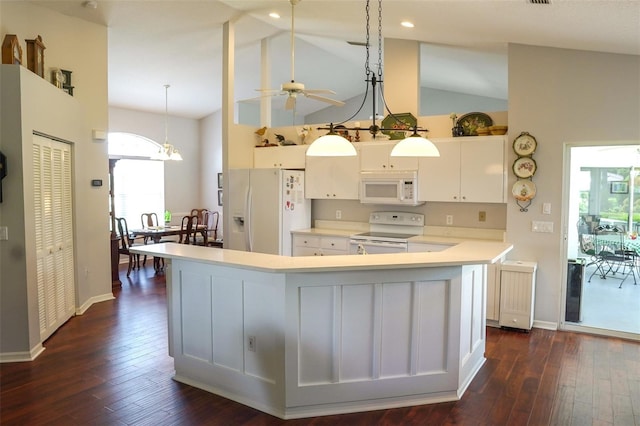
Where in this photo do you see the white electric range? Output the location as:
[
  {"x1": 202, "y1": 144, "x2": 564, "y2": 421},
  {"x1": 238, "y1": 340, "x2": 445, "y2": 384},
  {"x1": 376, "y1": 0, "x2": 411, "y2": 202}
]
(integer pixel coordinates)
[{"x1": 349, "y1": 211, "x2": 425, "y2": 254}]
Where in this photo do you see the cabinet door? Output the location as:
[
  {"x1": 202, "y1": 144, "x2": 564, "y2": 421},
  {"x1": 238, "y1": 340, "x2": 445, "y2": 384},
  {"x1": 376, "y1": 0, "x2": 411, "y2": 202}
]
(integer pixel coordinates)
[
  {"x1": 254, "y1": 145, "x2": 307, "y2": 169},
  {"x1": 360, "y1": 142, "x2": 418, "y2": 171},
  {"x1": 418, "y1": 140, "x2": 461, "y2": 202},
  {"x1": 460, "y1": 138, "x2": 505, "y2": 203},
  {"x1": 306, "y1": 155, "x2": 360, "y2": 199},
  {"x1": 331, "y1": 155, "x2": 360, "y2": 199},
  {"x1": 305, "y1": 156, "x2": 334, "y2": 198}
]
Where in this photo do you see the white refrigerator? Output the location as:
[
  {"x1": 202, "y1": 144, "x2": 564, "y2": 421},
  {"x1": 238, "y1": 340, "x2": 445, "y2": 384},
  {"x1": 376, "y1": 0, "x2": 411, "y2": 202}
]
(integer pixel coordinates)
[{"x1": 227, "y1": 168, "x2": 311, "y2": 256}]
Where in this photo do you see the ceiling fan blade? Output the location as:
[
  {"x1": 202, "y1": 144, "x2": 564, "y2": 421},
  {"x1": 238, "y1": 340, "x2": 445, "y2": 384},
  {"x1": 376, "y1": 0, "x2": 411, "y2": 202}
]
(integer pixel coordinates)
[
  {"x1": 304, "y1": 93, "x2": 345, "y2": 107},
  {"x1": 285, "y1": 96, "x2": 296, "y2": 110},
  {"x1": 303, "y1": 89, "x2": 337, "y2": 95},
  {"x1": 255, "y1": 88, "x2": 281, "y2": 93}
]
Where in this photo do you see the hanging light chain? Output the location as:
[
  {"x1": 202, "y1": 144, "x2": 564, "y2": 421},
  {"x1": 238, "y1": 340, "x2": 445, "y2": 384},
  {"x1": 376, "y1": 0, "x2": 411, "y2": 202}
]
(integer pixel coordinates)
[
  {"x1": 365, "y1": 0, "x2": 371, "y2": 77},
  {"x1": 164, "y1": 84, "x2": 170, "y2": 144},
  {"x1": 377, "y1": 0, "x2": 383, "y2": 78}
]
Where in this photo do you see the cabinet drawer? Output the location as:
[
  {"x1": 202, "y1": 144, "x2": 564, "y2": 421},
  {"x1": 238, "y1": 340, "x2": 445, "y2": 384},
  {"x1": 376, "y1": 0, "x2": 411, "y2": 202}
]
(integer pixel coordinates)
[
  {"x1": 499, "y1": 312, "x2": 532, "y2": 329},
  {"x1": 292, "y1": 246, "x2": 319, "y2": 257},
  {"x1": 320, "y1": 237, "x2": 348, "y2": 251},
  {"x1": 293, "y1": 235, "x2": 320, "y2": 247}
]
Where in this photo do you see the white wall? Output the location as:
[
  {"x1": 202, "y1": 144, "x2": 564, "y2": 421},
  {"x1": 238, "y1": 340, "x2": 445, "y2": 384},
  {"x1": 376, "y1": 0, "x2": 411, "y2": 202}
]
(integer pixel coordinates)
[
  {"x1": 200, "y1": 111, "x2": 223, "y2": 210},
  {"x1": 1, "y1": 1, "x2": 111, "y2": 356},
  {"x1": 507, "y1": 44, "x2": 640, "y2": 326},
  {"x1": 108, "y1": 107, "x2": 200, "y2": 214}
]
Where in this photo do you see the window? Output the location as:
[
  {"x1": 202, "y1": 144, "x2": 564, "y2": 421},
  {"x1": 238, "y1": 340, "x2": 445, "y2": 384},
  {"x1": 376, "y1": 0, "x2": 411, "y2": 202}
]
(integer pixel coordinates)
[{"x1": 109, "y1": 132, "x2": 165, "y2": 229}]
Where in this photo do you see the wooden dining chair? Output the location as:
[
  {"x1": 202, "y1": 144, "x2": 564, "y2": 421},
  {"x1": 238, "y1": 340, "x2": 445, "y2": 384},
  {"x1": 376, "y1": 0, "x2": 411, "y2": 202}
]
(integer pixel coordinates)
[
  {"x1": 115, "y1": 217, "x2": 140, "y2": 277},
  {"x1": 206, "y1": 211, "x2": 222, "y2": 247},
  {"x1": 190, "y1": 208, "x2": 209, "y2": 226},
  {"x1": 179, "y1": 215, "x2": 198, "y2": 244}
]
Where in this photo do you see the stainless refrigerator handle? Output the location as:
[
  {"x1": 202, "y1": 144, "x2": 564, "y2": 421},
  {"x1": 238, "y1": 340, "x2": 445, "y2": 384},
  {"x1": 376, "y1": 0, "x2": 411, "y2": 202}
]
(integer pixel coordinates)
[{"x1": 245, "y1": 185, "x2": 252, "y2": 252}]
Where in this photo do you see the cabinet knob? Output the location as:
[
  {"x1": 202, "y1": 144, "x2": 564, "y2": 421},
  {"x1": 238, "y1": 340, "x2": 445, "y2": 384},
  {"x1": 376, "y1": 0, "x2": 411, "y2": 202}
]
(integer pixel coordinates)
[
  {"x1": 389, "y1": 164, "x2": 394, "y2": 168},
  {"x1": 330, "y1": 243, "x2": 335, "y2": 246}
]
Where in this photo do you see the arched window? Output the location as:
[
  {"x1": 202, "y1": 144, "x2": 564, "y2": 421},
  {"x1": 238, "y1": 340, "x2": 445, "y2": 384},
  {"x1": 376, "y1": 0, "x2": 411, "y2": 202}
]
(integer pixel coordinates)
[{"x1": 108, "y1": 132, "x2": 165, "y2": 229}]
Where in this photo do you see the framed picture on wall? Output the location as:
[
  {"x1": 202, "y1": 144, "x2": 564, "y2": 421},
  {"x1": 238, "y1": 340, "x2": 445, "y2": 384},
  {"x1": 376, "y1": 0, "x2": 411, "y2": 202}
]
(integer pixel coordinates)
[
  {"x1": 217, "y1": 173, "x2": 223, "y2": 189},
  {"x1": 610, "y1": 181, "x2": 628, "y2": 194},
  {"x1": 218, "y1": 190, "x2": 223, "y2": 206}
]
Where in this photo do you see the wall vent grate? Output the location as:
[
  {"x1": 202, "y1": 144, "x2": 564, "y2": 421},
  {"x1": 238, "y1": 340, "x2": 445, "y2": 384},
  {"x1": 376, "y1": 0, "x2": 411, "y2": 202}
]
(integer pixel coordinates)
[{"x1": 529, "y1": 0, "x2": 551, "y2": 4}]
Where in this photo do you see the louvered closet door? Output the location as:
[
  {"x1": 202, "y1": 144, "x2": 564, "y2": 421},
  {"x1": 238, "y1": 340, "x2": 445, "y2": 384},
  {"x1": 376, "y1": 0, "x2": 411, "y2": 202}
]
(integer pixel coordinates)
[{"x1": 33, "y1": 135, "x2": 75, "y2": 341}]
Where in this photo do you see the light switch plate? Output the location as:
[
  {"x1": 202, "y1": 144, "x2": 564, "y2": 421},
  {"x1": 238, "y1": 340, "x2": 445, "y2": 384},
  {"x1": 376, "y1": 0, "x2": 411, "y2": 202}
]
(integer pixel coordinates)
[
  {"x1": 0, "y1": 226, "x2": 8, "y2": 241},
  {"x1": 542, "y1": 203, "x2": 551, "y2": 215}
]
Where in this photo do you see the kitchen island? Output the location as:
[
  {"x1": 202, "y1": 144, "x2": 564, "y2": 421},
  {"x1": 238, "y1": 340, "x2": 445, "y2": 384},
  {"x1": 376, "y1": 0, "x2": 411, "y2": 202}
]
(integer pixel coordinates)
[{"x1": 131, "y1": 241, "x2": 512, "y2": 419}]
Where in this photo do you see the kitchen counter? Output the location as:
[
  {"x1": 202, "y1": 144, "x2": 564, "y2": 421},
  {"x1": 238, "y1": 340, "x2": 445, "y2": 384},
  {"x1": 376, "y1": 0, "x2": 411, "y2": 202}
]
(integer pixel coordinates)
[
  {"x1": 131, "y1": 239, "x2": 512, "y2": 272},
  {"x1": 131, "y1": 242, "x2": 512, "y2": 419}
]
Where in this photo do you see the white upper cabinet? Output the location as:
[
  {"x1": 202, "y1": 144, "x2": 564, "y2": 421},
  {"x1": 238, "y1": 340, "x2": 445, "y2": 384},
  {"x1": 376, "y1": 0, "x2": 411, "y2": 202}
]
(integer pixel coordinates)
[
  {"x1": 254, "y1": 145, "x2": 307, "y2": 169},
  {"x1": 305, "y1": 152, "x2": 360, "y2": 200},
  {"x1": 359, "y1": 142, "x2": 418, "y2": 171},
  {"x1": 418, "y1": 136, "x2": 506, "y2": 203}
]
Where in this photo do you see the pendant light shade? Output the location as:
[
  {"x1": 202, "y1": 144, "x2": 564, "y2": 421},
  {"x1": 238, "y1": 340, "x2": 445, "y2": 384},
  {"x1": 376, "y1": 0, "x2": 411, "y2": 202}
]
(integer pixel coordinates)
[
  {"x1": 390, "y1": 130, "x2": 440, "y2": 157},
  {"x1": 306, "y1": 124, "x2": 357, "y2": 157},
  {"x1": 152, "y1": 84, "x2": 183, "y2": 161}
]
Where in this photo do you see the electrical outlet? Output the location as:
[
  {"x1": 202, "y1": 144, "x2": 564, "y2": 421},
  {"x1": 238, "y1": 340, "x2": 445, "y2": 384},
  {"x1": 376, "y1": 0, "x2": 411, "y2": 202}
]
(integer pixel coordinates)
[
  {"x1": 336, "y1": 210, "x2": 342, "y2": 219},
  {"x1": 479, "y1": 211, "x2": 486, "y2": 222},
  {"x1": 248, "y1": 336, "x2": 256, "y2": 352},
  {"x1": 446, "y1": 215, "x2": 453, "y2": 225}
]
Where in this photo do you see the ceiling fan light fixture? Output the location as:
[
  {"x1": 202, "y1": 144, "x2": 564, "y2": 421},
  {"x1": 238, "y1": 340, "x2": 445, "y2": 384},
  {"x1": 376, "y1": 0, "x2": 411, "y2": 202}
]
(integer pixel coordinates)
[{"x1": 390, "y1": 130, "x2": 440, "y2": 157}]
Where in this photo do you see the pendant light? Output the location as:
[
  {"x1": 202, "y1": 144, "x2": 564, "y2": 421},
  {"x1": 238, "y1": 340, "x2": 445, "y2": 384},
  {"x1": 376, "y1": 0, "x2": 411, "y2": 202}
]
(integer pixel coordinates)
[
  {"x1": 307, "y1": 0, "x2": 439, "y2": 158},
  {"x1": 390, "y1": 127, "x2": 440, "y2": 157},
  {"x1": 152, "y1": 84, "x2": 183, "y2": 161},
  {"x1": 306, "y1": 124, "x2": 357, "y2": 156}
]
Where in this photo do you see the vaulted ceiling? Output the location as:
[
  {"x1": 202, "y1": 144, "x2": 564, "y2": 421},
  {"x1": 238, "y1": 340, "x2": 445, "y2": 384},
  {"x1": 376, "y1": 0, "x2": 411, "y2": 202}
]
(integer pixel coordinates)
[{"x1": 32, "y1": 1, "x2": 640, "y2": 119}]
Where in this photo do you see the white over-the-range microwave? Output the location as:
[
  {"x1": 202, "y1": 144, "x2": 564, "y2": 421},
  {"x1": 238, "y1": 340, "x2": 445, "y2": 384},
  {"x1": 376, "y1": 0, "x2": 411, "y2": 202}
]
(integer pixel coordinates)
[{"x1": 359, "y1": 170, "x2": 425, "y2": 206}]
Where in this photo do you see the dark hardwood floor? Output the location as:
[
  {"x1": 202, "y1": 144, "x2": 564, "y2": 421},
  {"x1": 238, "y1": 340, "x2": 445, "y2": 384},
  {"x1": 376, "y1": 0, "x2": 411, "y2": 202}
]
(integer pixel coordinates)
[{"x1": 1, "y1": 265, "x2": 639, "y2": 425}]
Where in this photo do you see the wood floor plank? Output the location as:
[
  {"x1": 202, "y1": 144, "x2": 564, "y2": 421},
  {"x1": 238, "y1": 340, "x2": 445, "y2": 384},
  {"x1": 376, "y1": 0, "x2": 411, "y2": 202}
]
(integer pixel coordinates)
[{"x1": 1, "y1": 265, "x2": 639, "y2": 425}]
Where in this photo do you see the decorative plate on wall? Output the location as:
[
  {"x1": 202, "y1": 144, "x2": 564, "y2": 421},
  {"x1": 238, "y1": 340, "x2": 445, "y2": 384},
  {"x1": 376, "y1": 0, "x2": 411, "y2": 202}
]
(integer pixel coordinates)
[
  {"x1": 512, "y1": 179, "x2": 537, "y2": 201},
  {"x1": 513, "y1": 132, "x2": 537, "y2": 156},
  {"x1": 513, "y1": 157, "x2": 537, "y2": 178},
  {"x1": 456, "y1": 112, "x2": 493, "y2": 136},
  {"x1": 381, "y1": 113, "x2": 417, "y2": 140}
]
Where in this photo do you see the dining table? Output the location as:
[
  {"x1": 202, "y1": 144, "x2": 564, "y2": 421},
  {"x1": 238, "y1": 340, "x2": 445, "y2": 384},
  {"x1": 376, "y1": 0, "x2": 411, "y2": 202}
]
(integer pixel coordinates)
[{"x1": 130, "y1": 225, "x2": 208, "y2": 272}]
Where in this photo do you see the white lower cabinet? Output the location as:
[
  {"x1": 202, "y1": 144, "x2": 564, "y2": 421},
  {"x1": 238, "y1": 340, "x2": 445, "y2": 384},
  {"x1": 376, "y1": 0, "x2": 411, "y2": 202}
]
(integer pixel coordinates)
[
  {"x1": 418, "y1": 136, "x2": 506, "y2": 203},
  {"x1": 292, "y1": 235, "x2": 349, "y2": 256},
  {"x1": 499, "y1": 261, "x2": 537, "y2": 330},
  {"x1": 486, "y1": 262, "x2": 502, "y2": 323},
  {"x1": 305, "y1": 153, "x2": 360, "y2": 199},
  {"x1": 407, "y1": 242, "x2": 451, "y2": 252}
]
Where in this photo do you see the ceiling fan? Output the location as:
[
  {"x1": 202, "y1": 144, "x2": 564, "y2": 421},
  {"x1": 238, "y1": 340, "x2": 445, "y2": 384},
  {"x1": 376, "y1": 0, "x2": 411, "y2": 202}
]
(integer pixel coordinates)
[{"x1": 255, "y1": 0, "x2": 345, "y2": 111}]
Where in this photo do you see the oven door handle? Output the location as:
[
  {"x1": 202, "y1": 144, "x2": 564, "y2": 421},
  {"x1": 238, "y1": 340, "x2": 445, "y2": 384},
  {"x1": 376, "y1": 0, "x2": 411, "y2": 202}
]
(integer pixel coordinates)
[{"x1": 349, "y1": 240, "x2": 408, "y2": 249}]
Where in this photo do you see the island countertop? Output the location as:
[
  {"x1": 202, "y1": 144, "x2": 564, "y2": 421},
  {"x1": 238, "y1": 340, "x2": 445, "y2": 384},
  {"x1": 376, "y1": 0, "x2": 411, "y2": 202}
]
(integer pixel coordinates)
[{"x1": 130, "y1": 240, "x2": 513, "y2": 273}]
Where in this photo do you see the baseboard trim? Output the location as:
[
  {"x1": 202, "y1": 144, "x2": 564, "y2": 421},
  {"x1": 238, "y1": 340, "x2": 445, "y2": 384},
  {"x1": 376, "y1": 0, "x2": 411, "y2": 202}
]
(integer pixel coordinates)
[
  {"x1": 533, "y1": 320, "x2": 558, "y2": 331},
  {"x1": 76, "y1": 292, "x2": 115, "y2": 315},
  {"x1": 0, "y1": 343, "x2": 45, "y2": 363}
]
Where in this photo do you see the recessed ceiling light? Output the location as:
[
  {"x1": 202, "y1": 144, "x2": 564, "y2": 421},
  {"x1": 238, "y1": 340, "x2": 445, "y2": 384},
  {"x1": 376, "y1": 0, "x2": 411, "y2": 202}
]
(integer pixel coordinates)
[
  {"x1": 401, "y1": 21, "x2": 414, "y2": 28},
  {"x1": 269, "y1": 12, "x2": 280, "y2": 19}
]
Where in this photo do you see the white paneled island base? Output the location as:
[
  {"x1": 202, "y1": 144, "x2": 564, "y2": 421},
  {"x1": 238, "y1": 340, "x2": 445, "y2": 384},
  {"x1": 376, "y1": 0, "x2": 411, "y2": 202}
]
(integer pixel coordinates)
[{"x1": 131, "y1": 242, "x2": 512, "y2": 419}]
